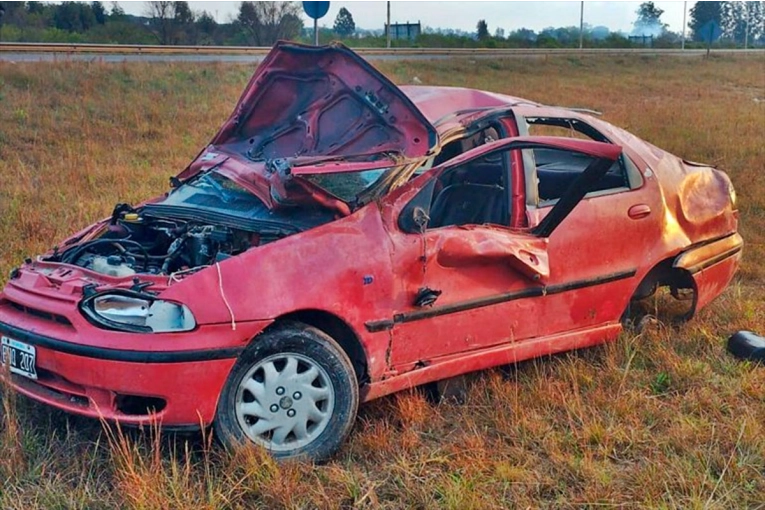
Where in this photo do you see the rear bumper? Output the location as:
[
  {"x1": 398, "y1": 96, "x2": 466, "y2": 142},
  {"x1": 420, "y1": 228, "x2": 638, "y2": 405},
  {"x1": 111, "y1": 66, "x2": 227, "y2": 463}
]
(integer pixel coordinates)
[
  {"x1": 0, "y1": 308, "x2": 270, "y2": 427},
  {"x1": 674, "y1": 232, "x2": 743, "y2": 313},
  {"x1": 673, "y1": 232, "x2": 743, "y2": 275}
]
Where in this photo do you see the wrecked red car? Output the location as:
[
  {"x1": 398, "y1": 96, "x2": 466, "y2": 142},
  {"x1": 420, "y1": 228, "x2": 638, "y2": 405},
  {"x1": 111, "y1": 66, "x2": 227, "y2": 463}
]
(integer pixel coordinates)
[{"x1": 0, "y1": 42, "x2": 741, "y2": 460}]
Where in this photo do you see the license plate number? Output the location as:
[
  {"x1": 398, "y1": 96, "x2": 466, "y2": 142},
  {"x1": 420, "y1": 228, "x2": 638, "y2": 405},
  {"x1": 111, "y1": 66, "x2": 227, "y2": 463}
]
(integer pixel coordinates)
[{"x1": 1, "y1": 336, "x2": 37, "y2": 380}]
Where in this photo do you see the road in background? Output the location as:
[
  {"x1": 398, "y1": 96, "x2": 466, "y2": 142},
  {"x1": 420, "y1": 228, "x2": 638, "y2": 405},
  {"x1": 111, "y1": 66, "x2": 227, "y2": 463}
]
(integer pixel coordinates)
[{"x1": 0, "y1": 43, "x2": 762, "y2": 63}]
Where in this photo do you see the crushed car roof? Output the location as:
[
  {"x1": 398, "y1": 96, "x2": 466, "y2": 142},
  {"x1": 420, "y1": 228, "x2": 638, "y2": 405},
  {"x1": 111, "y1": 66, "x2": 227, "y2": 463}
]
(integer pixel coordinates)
[{"x1": 400, "y1": 86, "x2": 540, "y2": 125}]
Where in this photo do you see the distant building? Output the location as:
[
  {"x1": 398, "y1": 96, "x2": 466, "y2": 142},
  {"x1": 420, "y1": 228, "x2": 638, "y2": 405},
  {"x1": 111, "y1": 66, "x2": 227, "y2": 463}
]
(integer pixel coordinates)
[
  {"x1": 629, "y1": 35, "x2": 654, "y2": 47},
  {"x1": 386, "y1": 22, "x2": 421, "y2": 41}
]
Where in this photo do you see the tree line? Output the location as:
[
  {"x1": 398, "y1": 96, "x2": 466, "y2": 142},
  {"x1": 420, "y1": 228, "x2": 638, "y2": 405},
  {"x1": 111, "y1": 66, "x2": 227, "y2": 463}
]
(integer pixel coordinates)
[{"x1": 0, "y1": 1, "x2": 761, "y2": 48}]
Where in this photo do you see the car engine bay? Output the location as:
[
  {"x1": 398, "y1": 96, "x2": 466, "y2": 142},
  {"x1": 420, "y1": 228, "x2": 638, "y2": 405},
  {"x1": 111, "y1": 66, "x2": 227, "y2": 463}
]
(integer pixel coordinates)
[
  {"x1": 44, "y1": 206, "x2": 258, "y2": 277},
  {"x1": 41, "y1": 171, "x2": 338, "y2": 277}
]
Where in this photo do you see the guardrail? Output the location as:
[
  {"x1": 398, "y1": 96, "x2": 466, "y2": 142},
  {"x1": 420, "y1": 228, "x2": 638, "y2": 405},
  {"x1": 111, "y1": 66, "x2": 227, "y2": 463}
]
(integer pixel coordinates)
[{"x1": 1, "y1": 42, "x2": 763, "y2": 57}]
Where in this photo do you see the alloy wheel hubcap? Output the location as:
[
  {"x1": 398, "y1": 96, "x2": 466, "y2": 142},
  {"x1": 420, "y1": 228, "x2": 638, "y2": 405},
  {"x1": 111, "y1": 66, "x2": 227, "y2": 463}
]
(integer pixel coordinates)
[{"x1": 234, "y1": 353, "x2": 334, "y2": 452}]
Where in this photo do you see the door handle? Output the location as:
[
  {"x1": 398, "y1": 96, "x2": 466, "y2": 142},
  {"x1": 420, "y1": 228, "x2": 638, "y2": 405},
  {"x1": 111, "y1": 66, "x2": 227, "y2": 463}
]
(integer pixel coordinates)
[{"x1": 628, "y1": 204, "x2": 651, "y2": 219}]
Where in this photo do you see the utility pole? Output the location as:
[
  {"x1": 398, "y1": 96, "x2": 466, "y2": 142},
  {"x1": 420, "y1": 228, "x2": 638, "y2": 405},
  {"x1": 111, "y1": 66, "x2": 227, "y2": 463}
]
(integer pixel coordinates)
[
  {"x1": 386, "y1": 1, "x2": 391, "y2": 48},
  {"x1": 681, "y1": 1, "x2": 687, "y2": 50},
  {"x1": 744, "y1": 1, "x2": 750, "y2": 49},
  {"x1": 579, "y1": 1, "x2": 584, "y2": 49}
]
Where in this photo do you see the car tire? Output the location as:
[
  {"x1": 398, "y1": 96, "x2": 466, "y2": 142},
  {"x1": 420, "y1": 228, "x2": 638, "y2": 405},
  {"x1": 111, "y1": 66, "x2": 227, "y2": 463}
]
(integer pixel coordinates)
[{"x1": 214, "y1": 321, "x2": 358, "y2": 461}]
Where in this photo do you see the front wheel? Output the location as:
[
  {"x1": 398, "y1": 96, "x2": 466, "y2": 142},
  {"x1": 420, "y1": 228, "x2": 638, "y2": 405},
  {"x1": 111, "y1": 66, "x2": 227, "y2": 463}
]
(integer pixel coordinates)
[{"x1": 214, "y1": 322, "x2": 359, "y2": 461}]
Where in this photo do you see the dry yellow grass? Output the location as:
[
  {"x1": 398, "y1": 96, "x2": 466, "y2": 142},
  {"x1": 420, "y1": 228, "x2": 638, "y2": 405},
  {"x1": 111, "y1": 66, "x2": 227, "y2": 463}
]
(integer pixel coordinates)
[{"x1": 0, "y1": 54, "x2": 764, "y2": 509}]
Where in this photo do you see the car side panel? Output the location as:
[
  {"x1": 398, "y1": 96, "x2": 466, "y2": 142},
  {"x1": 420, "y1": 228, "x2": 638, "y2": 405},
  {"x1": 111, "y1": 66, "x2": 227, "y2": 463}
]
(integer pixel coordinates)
[
  {"x1": 589, "y1": 117, "x2": 738, "y2": 247},
  {"x1": 526, "y1": 185, "x2": 664, "y2": 334},
  {"x1": 362, "y1": 322, "x2": 622, "y2": 402},
  {"x1": 158, "y1": 204, "x2": 397, "y2": 382}
]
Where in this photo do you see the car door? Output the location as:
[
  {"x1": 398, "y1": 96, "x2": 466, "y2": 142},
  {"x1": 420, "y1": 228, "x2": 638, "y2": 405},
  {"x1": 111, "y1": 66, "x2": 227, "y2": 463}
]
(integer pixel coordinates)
[
  {"x1": 375, "y1": 136, "x2": 623, "y2": 371},
  {"x1": 522, "y1": 119, "x2": 665, "y2": 336}
]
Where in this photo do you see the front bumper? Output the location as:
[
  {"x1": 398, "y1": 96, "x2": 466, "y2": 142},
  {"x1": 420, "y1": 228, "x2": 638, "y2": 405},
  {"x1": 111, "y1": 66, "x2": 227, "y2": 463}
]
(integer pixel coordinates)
[{"x1": 0, "y1": 295, "x2": 270, "y2": 428}]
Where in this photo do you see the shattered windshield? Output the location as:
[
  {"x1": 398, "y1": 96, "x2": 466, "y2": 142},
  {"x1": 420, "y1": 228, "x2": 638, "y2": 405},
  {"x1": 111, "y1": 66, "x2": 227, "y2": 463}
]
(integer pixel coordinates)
[
  {"x1": 145, "y1": 171, "x2": 336, "y2": 234},
  {"x1": 189, "y1": 171, "x2": 251, "y2": 196},
  {"x1": 302, "y1": 168, "x2": 391, "y2": 202}
]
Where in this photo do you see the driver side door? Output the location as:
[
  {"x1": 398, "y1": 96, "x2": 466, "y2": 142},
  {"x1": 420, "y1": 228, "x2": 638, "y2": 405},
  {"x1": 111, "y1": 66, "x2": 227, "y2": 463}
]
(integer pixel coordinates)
[{"x1": 376, "y1": 137, "x2": 623, "y2": 372}]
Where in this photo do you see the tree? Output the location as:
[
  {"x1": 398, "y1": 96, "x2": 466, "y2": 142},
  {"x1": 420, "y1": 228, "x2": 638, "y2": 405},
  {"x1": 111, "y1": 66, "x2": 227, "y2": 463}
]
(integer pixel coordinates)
[
  {"x1": 53, "y1": 2, "x2": 97, "y2": 32},
  {"x1": 146, "y1": 1, "x2": 195, "y2": 45},
  {"x1": 109, "y1": 2, "x2": 125, "y2": 18},
  {"x1": 281, "y1": 12, "x2": 303, "y2": 40},
  {"x1": 26, "y1": 2, "x2": 46, "y2": 16},
  {"x1": 721, "y1": 0, "x2": 763, "y2": 44},
  {"x1": 632, "y1": 2, "x2": 667, "y2": 36},
  {"x1": 0, "y1": 0, "x2": 24, "y2": 24},
  {"x1": 494, "y1": 27, "x2": 505, "y2": 39},
  {"x1": 91, "y1": 1, "x2": 106, "y2": 24},
  {"x1": 333, "y1": 7, "x2": 355, "y2": 37},
  {"x1": 747, "y1": 2, "x2": 765, "y2": 44},
  {"x1": 173, "y1": 1, "x2": 195, "y2": 43},
  {"x1": 689, "y1": 1, "x2": 723, "y2": 41},
  {"x1": 237, "y1": 1, "x2": 302, "y2": 46},
  {"x1": 146, "y1": 1, "x2": 175, "y2": 44},
  {"x1": 476, "y1": 19, "x2": 489, "y2": 40},
  {"x1": 508, "y1": 27, "x2": 537, "y2": 43},
  {"x1": 196, "y1": 11, "x2": 217, "y2": 44}
]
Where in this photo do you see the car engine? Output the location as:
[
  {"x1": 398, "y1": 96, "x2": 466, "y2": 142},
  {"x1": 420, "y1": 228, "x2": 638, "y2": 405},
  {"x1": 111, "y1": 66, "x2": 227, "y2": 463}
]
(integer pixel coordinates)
[{"x1": 45, "y1": 205, "x2": 258, "y2": 276}]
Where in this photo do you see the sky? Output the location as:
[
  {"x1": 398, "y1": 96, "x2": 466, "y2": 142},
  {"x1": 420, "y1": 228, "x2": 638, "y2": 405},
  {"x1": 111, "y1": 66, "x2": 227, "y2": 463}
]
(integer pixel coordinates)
[{"x1": 115, "y1": 1, "x2": 696, "y2": 35}]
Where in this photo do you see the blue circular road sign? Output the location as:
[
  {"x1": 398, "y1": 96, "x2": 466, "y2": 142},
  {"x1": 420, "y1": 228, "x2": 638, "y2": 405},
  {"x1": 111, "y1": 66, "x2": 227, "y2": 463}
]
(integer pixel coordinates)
[{"x1": 303, "y1": 1, "x2": 330, "y2": 20}]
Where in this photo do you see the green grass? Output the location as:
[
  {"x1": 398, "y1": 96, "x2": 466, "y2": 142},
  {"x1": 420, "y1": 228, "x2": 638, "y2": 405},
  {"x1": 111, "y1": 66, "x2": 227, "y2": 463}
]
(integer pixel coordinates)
[{"x1": 0, "y1": 54, "x2": 764, "y2": 509}]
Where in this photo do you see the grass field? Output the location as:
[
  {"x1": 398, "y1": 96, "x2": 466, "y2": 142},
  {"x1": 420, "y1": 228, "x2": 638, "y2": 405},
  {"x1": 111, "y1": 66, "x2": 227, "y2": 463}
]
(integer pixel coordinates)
[{"x1": 0, "y1": 54, "x2": 764, "y2": 509}]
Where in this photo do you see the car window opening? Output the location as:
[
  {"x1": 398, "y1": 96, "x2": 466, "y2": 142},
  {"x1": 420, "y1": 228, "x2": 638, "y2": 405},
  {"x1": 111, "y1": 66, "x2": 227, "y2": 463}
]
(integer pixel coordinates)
[
  {"x1": 534, "y1": 148, "x2": 628, "y2": 201},
  {"x1": 427, "y1": 149, "x2": 509, "y2": 229},
  {"x1": 526, "y1": 117, "x2": 630, "y2": 202},
  {"x1": 407, "y1": 124, "x2": 505, "y2": 182},
  {"x1": 433, "y1": 125, "x2": 502, "y2": 166}
]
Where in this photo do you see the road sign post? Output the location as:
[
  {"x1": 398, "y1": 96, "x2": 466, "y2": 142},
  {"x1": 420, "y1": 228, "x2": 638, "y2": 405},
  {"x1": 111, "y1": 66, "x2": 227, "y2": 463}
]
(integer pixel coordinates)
[
  {"x1": 699, "y1": 20, "x2": 722, "y2": 57},
  {"x1": 386, "y1": 1, "x2": 391, "y2": 48},
  {"x1": 302, "y1": 1, "x2": 330, "y2": 46}
]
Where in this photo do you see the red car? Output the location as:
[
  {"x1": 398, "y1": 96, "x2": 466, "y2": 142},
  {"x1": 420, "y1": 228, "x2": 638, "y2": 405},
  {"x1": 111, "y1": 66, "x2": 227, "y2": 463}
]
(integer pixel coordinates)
[{"x1": 0, "y1": 43, "x2": 741, "y2": 460}]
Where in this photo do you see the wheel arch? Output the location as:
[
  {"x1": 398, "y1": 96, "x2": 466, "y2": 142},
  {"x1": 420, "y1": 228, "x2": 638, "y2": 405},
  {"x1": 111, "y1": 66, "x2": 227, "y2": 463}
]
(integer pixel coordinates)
[
  {"x1": 265, "y1": 309, "x2": 369, "y2": 386},
  {"x1": 628, "y1": 256, "x2": 698, "y2": 319}
]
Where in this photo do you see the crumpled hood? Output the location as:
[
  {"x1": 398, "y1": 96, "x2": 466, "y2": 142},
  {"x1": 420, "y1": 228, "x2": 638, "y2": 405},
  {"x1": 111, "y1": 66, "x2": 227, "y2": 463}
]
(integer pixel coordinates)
[{"x1": 182, "y1": 41, "x2": 437, "y2": 179}]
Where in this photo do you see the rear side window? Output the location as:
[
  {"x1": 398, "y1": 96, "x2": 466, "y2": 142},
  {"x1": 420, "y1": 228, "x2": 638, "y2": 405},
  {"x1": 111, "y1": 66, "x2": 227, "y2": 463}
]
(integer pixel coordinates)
[
  {"x1": 533, "y1": 148, "x2": 627, "y2": 202},
  {"x1": 525, "y1": 117, "x2": 633, "y2": 203}
]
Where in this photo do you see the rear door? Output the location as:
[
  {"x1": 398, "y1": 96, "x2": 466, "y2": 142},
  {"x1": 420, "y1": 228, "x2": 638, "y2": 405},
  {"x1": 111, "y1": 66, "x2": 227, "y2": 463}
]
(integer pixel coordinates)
[{"x1": 522, "y1": 117, "x2": 664, "y2": 335}]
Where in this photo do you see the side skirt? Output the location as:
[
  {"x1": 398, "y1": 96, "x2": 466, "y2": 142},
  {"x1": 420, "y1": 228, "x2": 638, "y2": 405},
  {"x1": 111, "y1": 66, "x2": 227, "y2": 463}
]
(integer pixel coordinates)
[{"x1": 359, "y1": 322, "x2": 622, "y2": 402}]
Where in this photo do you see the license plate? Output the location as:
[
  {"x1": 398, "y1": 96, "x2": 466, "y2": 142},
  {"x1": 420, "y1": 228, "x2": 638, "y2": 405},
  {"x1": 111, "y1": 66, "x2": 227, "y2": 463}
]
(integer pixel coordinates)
[{"x1": 1, "y1": 336, "x2": 38, "y2": 380}]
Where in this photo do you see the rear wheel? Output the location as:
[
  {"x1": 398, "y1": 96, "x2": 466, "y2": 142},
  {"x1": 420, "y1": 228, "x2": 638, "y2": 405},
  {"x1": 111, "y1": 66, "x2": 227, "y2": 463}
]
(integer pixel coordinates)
[
  {"x1": 214, "y1": 322, "x2": 358, "y2": 461},
  {"x1": 622, "y1": 264, "x2": 697, "y2": 329}
]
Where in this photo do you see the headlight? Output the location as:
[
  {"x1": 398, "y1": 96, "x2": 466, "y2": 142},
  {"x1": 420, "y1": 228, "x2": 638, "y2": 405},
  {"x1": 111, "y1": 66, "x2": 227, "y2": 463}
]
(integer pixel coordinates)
[{"x1": 81, "y1": 292, "x2": 196, "y2": 333}]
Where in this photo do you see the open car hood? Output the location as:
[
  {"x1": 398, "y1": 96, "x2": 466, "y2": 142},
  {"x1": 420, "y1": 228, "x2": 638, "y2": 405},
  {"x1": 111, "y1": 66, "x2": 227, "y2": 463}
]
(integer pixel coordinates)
[{"x1": 202, "y1": 41, "x2": 437, "y2": 166}]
